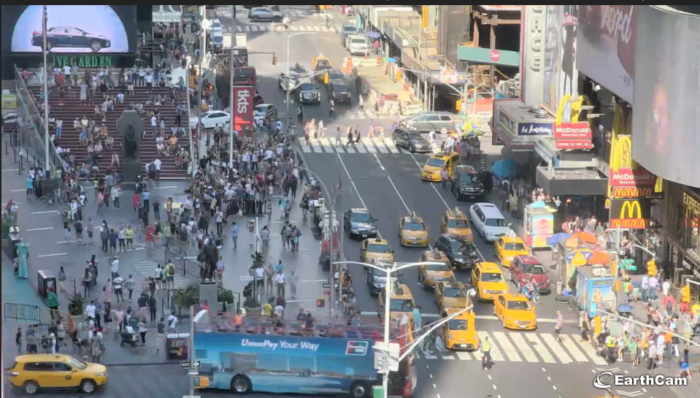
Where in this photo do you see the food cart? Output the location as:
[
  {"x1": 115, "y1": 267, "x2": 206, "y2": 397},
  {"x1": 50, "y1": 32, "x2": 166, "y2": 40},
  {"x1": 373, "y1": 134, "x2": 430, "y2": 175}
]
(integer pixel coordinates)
[
  {"x1": 574, "y1": 265, "x2": 616, "y2": 318},
  {"x1": 523, "y1": 201, "x2": 555, "y2": 251},
  {"x1": 319, "y1": 230, "x2": 340, "y2": 271}
]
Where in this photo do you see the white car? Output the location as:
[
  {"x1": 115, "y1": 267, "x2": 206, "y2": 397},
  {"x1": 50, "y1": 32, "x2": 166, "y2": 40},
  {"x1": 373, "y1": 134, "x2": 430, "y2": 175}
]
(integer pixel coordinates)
[
  {"x1": 207, "y1": 19, "x2": 223, "y2": 35},
  {"x1": 347, "y1": 35, "x2": 369, "y2": 56},
  {"x1": 253, "y1": 104, "x2": 278, "y2": 120},
  {"x1": 468, "y1": 203, "x2": 511, "y2": 242},
  {"x1": 190, "y1": 111, "x2": 230, "y2": 130}
]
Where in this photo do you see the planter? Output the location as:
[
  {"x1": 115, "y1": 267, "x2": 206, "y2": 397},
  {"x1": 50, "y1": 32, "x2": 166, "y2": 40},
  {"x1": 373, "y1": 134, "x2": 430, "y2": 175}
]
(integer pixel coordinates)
[
  {"x1": 69, "y1": 314, "x2": 85, "y2": 328},
  {"x1": 243, "y1": 306, "x2": 262, "y2": 315}
]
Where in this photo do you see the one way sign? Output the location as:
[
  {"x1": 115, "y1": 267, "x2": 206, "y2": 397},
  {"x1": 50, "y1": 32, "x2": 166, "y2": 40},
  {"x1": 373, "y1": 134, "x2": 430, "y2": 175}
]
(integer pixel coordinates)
[{"x1": 180, "y1": 360, "x2": 201, "y2": 369}]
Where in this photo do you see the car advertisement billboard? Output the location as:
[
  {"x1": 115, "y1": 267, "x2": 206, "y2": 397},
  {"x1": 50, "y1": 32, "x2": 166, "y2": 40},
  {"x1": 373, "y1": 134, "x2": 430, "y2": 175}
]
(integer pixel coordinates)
[
  {"x1": 232, "y1": 86, "x2": 254, "y2": 136},
  {"x1": 3, "y1": 6, "x2": 137, "y2": 54},
  {"x1": 542, "y1": 6, "x2": 579, "y2": 121},
  {"x1": 576, "y1": 6, "x2": 636, "y2": 104},
  {"x1": 631, "y1": 6, "x2": 700, "y2": 189}
]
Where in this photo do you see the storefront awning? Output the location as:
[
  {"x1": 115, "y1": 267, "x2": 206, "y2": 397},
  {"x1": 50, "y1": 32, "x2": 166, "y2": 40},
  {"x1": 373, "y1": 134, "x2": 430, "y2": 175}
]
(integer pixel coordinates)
[
  {"x1": 536, "y1": 166, "x2": 608, "y2": 196},
  {"x1": 458, "y1": 46, "x2": 520, "y2": 68}
]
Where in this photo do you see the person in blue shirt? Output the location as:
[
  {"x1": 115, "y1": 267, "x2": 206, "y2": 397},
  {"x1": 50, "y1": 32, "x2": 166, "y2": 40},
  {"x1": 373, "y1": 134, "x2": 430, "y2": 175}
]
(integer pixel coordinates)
[
  {"x1": 274, "y1": 260, "x2": 283, "y2": 273},
  {"x1": 142, "y1": 190, "x2": 151, "y2": 213},
  {"x1": 231, "y1": 222, "x2": 238, "y2": 250},
  {"x1": 26, "y1": 177, "x2": 34, "y2": 199}
]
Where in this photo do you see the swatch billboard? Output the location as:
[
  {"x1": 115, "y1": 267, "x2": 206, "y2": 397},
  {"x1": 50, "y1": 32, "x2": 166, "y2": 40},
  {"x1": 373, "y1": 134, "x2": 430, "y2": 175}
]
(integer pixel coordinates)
[
  {"x1": 576, "y1": 6, "x2": 636, "y2": 104},
  {"x1": 631, "y1": 6, "x2": 700, "y2": 189}
]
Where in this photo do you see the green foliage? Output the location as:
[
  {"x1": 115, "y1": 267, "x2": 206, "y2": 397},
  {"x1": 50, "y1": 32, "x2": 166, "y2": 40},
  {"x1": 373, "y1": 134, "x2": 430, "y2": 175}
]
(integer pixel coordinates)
[
  {"x1": 172, "y1": 283, "x2": 199, "y2": 308},
  {"x1": 217, "y1": 289, "x2": 234, "y2": 304},
  {"x1": 66, "y1": 294, "x2": 85, "y2": 316}
]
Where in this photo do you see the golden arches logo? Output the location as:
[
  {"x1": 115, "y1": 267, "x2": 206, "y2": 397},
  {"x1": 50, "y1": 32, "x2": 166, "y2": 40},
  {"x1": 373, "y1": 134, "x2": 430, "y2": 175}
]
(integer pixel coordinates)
[
  {"x1": 554, "y1": 94, "x2": 591, "y2": 126},
  {"x1": 611, "y1": 136, "x2": 633, "y2": 173},
  {"x1": 620, "y1": 201, "x2": 642, "y2": 219}
]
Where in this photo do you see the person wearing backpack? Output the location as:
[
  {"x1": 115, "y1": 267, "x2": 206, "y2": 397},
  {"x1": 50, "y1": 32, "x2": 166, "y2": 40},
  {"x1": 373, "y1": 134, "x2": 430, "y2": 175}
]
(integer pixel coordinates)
[{"x1": 165, "y1": 261, "x2": 176, "y2": 290}]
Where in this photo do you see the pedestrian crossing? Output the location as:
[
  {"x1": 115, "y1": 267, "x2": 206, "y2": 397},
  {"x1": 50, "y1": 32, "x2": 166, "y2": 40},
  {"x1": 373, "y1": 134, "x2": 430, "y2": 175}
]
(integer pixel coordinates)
[
  {"x1": 132, "y1": 260, "x2": 191, "y2": 289},
  {"x1": 228, "y1": 24, "x2": 342, "y2": 33},
  {"x1": 300, "y1": 137, "x2": 443, "y2": 155},
  {"x1": 415, "y1": 331, "x2": 608, "y2": 365}
]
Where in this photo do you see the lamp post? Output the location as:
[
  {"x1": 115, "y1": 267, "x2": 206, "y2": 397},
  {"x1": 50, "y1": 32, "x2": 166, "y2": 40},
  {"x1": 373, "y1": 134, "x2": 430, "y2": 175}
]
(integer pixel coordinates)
[
  {"x1": 285, "y1": 32, "x2": 317, "y2": 128},
  {"x1": 228, "y1": 4, "x2": 237, "y2": 168},
  {"x1": 334, "y1": 260, "x2": 476, "y2": 398},
  {"x1": 42, "y1": 6, "x2": 49, "y2": 171}
]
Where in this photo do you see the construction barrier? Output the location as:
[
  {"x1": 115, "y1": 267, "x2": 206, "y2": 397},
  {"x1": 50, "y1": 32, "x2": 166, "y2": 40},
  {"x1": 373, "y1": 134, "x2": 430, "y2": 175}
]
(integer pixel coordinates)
[{"x1": 342, "y1": 57, "x2": 353, "y2": 74}]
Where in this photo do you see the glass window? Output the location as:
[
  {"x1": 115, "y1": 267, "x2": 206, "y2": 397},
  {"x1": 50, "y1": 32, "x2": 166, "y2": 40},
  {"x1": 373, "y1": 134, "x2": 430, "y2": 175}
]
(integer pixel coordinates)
[
  {"x1": 449, "y1": 240, "x2": 470, "y2": 253},
  {"x1": 316, "y1": 59, "x2": 331, "y2": 67},
  {"x1": 23, "y1": 362, "x2": 54, "y2": 371},
  {"x1": 351, "y1": 212, "x2": 372, "y2": 222},
  {"x1": 447, "y1": 219, "x2": 468, "y2": 228},
  {"x1": 426, "y1": 158, "x2": 446, "y2": 167},
  {"x1": 459, "y1": 173, "x2": 479, "y2": 183},
  {"x1": 440, "y1": 115, "x2": 452, "y2": 121},
  {"x1": 443, "y1": 287, "x2": 467, "y2": 298},
  {"x1": 403, "y1": 222, "x2": 425, "y2": 231},
  {"x1": 481, "y1": 272, "x2": 503, "y2": 282},
  {"x1": 299, "y1": 83, "x2": 316, "y2": 91},
  {"x1": 448, "y1": 319, "x2": 467, "y2": 330},
  {"x1": 65, "y1": 357, "x2": 87, "y2": 370},
  {"x1": 504, "y1": 242, "x2": 526, "y2": 251},
  {"x1": 507, "y1": 301, "x2": 531, "y2": 310},
  {"x1": 426, "y1": 262, "x2": 451, "y2": 271},
  {"x1": 368, "y1": 244, "x2": 390, "y2": 253},
  {"x1": 485, "y1": 218, "x2": 507, "y2": 227},
  {"x1": 522, "y1": 264, "x2": 546, "y2": 274},
  {"x1": 333, "y1": 85, "x2": 349, "y2": 92},
  {"x1": 389, "y1": 299, "x2": 414, "y2": 312},
  {"x1": 54, "y1": 363, "x2": 73, "y2": 372},
  {"x1": 426, "y1": 115, "x2": 440, "y2": 121},
  {"x1": 406, "y1": 132, "x2": 421, "y2": 140}
]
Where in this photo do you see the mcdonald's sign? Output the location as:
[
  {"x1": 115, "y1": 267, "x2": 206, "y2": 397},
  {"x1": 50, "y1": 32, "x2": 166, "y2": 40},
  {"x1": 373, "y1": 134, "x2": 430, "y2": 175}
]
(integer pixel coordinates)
[
  {"x1": 609, "y1": 198, "x2": 651, "y2": 229},
  {"x1": 609, "y1": 135, "x2": 657, "y2": 187},
  {"x1": 611, "y1": 187, "x2": 655, "y2": 199}
]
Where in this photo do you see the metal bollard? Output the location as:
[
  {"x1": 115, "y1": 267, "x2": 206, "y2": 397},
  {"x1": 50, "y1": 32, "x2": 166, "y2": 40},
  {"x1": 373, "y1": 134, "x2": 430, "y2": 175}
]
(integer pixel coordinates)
[
  {"x1": 18, "y1": 155, "x2": 23, "y2": 175},
  {"x1": 13, "y1": 147, "x2": 17, "y2": 163},
  {"x1": 4, "y1": 140, "x2": 8, "y2": 155}
]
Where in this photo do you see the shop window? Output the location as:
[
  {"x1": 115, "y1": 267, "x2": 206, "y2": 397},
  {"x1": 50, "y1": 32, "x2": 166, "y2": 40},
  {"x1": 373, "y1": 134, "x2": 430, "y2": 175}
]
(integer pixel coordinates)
[{"x1": 690, "y1": 214, "x2": 699, "y2": 252}]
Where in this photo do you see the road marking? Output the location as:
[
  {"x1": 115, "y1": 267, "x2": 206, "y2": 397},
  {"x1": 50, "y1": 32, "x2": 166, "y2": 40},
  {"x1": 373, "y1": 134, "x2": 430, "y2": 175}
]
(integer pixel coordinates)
[
  {"x1": 492, "y1": 331, "x2": 522, "y2": 362},
  {"x1": 441, "y1": 356, "x2": 454, "y2": 360},
  {"x1": 354, "y1": 142, "x2": 367, "y2": 153},
  {"x1": 301, "y1": 279, "x2": 327, "y2": 283},
  {"x1": 383, "y1": 138, "x2": 400, "y2": 153},
  {"x1": 335, "y1": 154, "x2": 379, "y2": 240},
  {"x1": 388, "y1": 176, "x2": 410, "y2": 213},
  {"x1": 361, "y1": 138, "x2": 376, "y2": 153},
  {"x1": 508, "y1": 333, "x2": 539, "y2": 362},
  {"x1": 2, "y1": 169, "x2": 19, "y2": 172},
  {"x1": 477, "y1": 331, "x2": 503, "y2": 361},
  {"x1": 290, "y1": 25, "x2": 300, "y2": 31},
  {"x1": 236, "y1": 26, "x2": 243, "y2": 32},
  {"x1": 312, "y1": 26, "x2": 322, "y2": 32},
  {"x1": 319, "y1": 138, "x2": 334, "y2": 152},
  {"x1": 154, "y1": 186, "x2": 178, "y2": 190},
  {"x1": 133, "y1": 260, "x2": 190, "y2": 289},
  {"x1": 560, "y1": 335, "x2": 589, "y2": 362},
  {"x1": 10, "y1": 189, "x2": 25, "y2": 192},
  {"x1": 37, "y1": 253, "x2": 67, "y2": 258},
  {"x1": 301, "y1": 145, "x2": 311, "y2": 153},
  {"x1": 573, "y1": 335, "x2": 608, "y2": 365},
  {"x1": 540, "y1": 333, "x2": 573, "y2": 364},
  {"x1": 343, "y1": 142, "x2": 356, "y2": 153},
  {"x1": 25, "y1": 227, "x2": 54, "y2": 232},
  {"x1": 525, "y1": 334, "x2": 557, "y2": 363},
  {"x1": 373, "y1": 138, "x2": 389, "y2": 153},
  {"x1": 311, "y1": 140, "x2": 323, "y2": 153},
  {"x1": 30, "y1": 210, "x2": 59, "y2": 215},
  {"x1": 455, "y1": 351, "x2": 474, "y2": 360}
]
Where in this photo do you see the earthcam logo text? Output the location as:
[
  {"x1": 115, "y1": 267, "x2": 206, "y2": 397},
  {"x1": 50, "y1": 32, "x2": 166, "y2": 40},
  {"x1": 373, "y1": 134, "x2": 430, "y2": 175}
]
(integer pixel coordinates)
[{"x1": 593, "y1": 372, "x2": 687, "y2": 389}]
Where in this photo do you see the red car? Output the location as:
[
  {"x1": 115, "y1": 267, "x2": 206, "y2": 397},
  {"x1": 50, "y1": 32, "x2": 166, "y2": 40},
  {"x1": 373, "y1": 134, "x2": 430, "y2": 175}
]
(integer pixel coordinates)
[{"x1": 510, "y1": 255, "x2": 552, "y2": 294}]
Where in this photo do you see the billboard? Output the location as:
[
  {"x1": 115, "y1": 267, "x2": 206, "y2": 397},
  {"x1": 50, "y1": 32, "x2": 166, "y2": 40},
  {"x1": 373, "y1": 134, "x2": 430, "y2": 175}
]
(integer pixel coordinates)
[
  {"x1": 576, "y1": 6, "x2": 636, "y2": 104},
  {"x1": 631, "y1": 6, "x2": 700, "y2": 189},
  {"x1": 542, "y1": 6, "x2": 579, "y2": 120},
  {"x1": 4, "y1": 6, "x2": 136, "y2": 54},
  {"x1": 609, "y1": 134, "x2": 657, "y2": 187},
  {"x1": 152, "y1": 5, "x2": 183, "y2": 23},
  {"x1": 232, "y1": 86, "x2": 254, "y2": 135},
  {"x1": 609, "y1": 198, "x2": 651, "y2": 229},
  {"x1": 520, "y1": 6, "x2": 546, "y2": 106}
]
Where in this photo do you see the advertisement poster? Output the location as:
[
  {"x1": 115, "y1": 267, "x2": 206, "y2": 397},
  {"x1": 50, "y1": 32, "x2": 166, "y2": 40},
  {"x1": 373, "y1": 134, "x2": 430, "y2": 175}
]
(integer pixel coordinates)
[
  {"x1": 542, "y1": 6, "x2": 579, "y2": 121},
  {"x1": 531, "y1": 214, "x2": 554, "y2": 248},
  {"x1": 9, "y1": 6, "x2": 132, "y2": 53},
  {"x1": 232, "y1": 86, "x2": 254, "y2": 136},
  {"x1": 577, "y1": 5, "x2": 636, "y2": 104}
]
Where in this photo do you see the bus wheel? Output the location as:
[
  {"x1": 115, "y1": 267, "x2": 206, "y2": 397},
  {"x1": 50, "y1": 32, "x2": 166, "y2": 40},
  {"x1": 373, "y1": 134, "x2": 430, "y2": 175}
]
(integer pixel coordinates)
[
  {"x1": 231, "y1": 375, "x2": 251, "y2": 393},
  {"x1": 350, "y1": 381, "x2": 370, "y2": 397}
]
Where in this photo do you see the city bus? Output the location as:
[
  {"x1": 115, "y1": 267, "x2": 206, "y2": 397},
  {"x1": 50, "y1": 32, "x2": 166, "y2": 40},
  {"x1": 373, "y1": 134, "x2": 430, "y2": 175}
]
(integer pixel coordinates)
[
  {"x1": 192, "y1": 315, "x2": 416, "y2": 397},
  {"x1": 233, "y1": 67, "x2": 256, "y2": 86}
]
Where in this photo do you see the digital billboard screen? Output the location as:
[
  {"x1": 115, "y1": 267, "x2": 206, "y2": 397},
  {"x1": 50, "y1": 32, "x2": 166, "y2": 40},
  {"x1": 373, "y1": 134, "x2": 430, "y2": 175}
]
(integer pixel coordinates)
[{"x1": 3, "y1": 6, "x2": 137, "y2": 54}]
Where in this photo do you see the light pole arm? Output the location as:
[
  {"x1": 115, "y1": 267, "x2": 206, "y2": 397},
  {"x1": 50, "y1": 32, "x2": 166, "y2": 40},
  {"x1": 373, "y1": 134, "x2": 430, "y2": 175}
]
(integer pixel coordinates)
[
  {"x1": 596, "y1": 309, "x2": 699, "y2": 347},
  {"x1": 399, "y1": 302, "x2": 474, "y2": 362}
]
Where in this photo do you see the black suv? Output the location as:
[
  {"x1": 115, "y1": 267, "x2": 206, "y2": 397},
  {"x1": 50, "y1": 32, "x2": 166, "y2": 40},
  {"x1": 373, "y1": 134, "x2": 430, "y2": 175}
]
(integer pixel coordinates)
[
  {"x1": 434, "y1": 235, "x2": 480, "y2": 270},
  {"x1": 450, "y1": 165, "x2": 485, "y2": 201},
  {"x1": 328, "y1": 80, "x2": 351, "y2": 104},
  {"x1": 344, "y1": 208, "x2": 378, "y2": 238}
]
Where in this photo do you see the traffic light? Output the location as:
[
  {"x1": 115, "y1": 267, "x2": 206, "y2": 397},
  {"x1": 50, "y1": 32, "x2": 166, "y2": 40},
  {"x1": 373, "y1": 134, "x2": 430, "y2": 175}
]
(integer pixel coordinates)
[
  {"x1": 316, "y1": 297, "x2": 326, "y2": 308},
  {"x1": 646, "y1": 259, "x2": 657, "y2": 276},
  {"x1": 272, "y1": 55, "x2": 277, "y2": 65}
]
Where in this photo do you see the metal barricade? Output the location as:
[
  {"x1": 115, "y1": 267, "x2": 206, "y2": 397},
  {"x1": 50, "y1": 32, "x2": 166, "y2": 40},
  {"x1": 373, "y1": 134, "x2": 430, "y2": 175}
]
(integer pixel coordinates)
[
  {"x1": 164, "y1": 250, "x2": 201, "y2": 279},
  {"x1": 3, "y1": 302, "x2": 41, "y2": 323}
]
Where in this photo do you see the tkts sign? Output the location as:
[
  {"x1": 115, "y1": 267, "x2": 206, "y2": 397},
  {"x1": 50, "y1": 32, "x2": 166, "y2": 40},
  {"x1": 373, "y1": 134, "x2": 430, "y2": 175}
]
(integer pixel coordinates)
[
  {"x1": 609, "y1": 198, "x2": 651, "y2": 229},
  {"x1": 232, "y1": 86, "x2": 254, "y2": 136}
]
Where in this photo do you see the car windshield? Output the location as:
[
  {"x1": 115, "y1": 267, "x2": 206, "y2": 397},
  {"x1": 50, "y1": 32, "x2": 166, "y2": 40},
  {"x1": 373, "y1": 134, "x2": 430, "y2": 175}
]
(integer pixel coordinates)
[
  {"x1": 66, "y1": 357, "x2": 88, "y2": 370},
  {"x1": 507, "y1": 301, "x2": 531, "y2": 310},
  {"x1": 505, "y1": 242, "x2": 527, "y2": 251},
  {"x1": 523, "y1": 264, "x2": 546, "y2": 274},
  {"x1": 316, "y1": 59, "x2": 331, "y2": 67},
  {"x1": 368, "y1": 244, "x2": 390, "y2": 253},
  {"x1": 373, "y1": 275, "x2": 398, "y2": 284},
  {"x1": 389, "y1": 299, "x2": 414, "y2": 312},
  {"x1": 426, "y1": 158, "x2": 446, "y2": 167},
  {"x1": 449, "y1": 240, "x2": 469, "y2": 253},
  {"x1": 343, "y1": 26, "x2": 358, "y2": 33},
  {"x1": 299, "y1": 83, "x2": 316, "y2": 91},
  {"x1": 482, "y1": 272, "x2": 503, "y2": 282},
  {"x1": 254, "y1": 105, "x2": 268, "y2": 113},
  {"x1": 448, "y1": 319, "x2": 468, "y2": 330},
  {"x1": 485, "y1": 218, "x2": 508, "y2": 227},
  {"x1": 351, "y1": 212, "x2": 372, "y2": 223},
  {"x1": 444, "y1": 287, "x2": 467, "y2": 298},
  {"x1": 406, "y1": 132, "x2": 422, "y2": 140},
  {"x1": 351, "y1": 39, "x2": 367, "y2": 44},
  {"x1": 426, "y1": 262, "x2": 451, "y2": 271},
  {"x1": 459, "y1": 173, "x2": 479, "y2": 183},
  {"x1": 333, "y1": 85, "x2": 349, "y2": 92},
  {"x1": 403, "y1": 222, "x2": 425, "y2": 231},
  {"x1": 447, "y1": 219, "x2": 468, "y2": 228}
]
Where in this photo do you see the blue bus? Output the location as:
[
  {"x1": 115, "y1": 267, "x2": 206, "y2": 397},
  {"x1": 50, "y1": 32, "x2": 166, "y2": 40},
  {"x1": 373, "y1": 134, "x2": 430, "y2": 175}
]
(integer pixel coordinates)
[{"x1": 192, "y1": 322, "x2": 416, "y2": 397}]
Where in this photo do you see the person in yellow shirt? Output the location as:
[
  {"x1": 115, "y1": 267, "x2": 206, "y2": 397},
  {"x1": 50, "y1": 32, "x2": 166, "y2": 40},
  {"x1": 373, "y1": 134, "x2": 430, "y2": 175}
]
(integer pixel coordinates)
[
  {"x1": 262, "y1": 301, "x2": 273, "y2": 317},
  {"x1": 125, "y1": 226, "x2": 134, "y2": 249}
]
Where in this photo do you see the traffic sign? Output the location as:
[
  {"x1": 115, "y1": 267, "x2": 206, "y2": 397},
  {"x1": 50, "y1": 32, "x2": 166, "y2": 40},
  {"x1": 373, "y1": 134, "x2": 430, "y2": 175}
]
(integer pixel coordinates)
[
  {"x1": 239, "y1": 275, "x2": 254, "y2": 282},
  {"x1": 490, "y1": 50, "x2": 501, "y2": 62},
  {"x1": 620, "y1": 259, "x2": 637, "y2": 271},
  {"x1": 373, "y1": 342, "x2": 400, "y2": 372},
  {"x1": 187, "y1": 370, "x2": 199, "y2": 376},
  {"x1": 322, "y1": 282, "x2": 331, "y2": 289},
  {"x1": 181, "y1": 360, "x2": 201, "y2": 369}
]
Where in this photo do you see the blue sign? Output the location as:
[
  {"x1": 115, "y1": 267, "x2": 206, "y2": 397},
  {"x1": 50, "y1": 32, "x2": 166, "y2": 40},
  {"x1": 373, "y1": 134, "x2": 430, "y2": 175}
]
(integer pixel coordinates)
[{"x1": 518, "y1": 122, "x2": 554, "y2": 136}]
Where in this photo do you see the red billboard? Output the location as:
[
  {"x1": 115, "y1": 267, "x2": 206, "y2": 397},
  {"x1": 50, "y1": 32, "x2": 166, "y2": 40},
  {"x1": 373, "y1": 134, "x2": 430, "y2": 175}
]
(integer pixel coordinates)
[
  {"x1": 232, "y1": 86, "x2": 254, "y2": 136},
  {"x1": 554, "y1": 122, "x2": 593, "y2": 139},
  {"x1": 610, "y1": 168, "x2": 657, "y2": 187}
]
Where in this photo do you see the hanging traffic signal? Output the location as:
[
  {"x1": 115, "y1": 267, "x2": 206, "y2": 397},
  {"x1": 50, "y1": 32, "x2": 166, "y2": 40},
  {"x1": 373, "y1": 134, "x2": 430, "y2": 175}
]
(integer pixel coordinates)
[
  {"x1": 323, "y1": 73, "x2": 329, "y2": 84},
  {"x1": 646, "y1": 259, "x2": 657, "y2": 276},
  {"x1": 316, "y1": 297, "x2": 326, "y2": 308},
  {"x1": 272, "y1": 55, "x2": 277, "y2": 65}
]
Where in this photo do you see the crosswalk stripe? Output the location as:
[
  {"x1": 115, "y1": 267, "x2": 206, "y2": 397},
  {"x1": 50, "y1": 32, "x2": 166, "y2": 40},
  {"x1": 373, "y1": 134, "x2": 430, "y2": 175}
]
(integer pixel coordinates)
[
  {"x1": 361, "y1": 138, "x2": 376, "y2": 153},
  {"x1": 374, "y1": 139, "x2": 389, "y2": 153},
  {"x1": 319, "y1": 138, "x2": 333, "y2": 152},
  {"x1": 561, "y1": 334, "x2": 589, "y2": 362},
  {"x1": 492, "y1": 332, "x2": 522, "y2": 362},
  {"x1": 249, "y1": 25, "x2": 258, "y2": 31},
  {"x1": 525, "y1": 334, "x2": 557, "y2": 363},
  {"x1": 354, "y1": 142, "x2": 367, "y2": 153},
  {"x1": 572, "y1": 335, "x2": 608, "y2": 365},
  {"x1": 259, "y1": 26, "x2": 269, "y2": 31},
  {"x1": 236, "y1": 26, "x2": 243, "y2": 32},
  {"x1": 343, "y1": 141, "x2": 356, "y2": 153},
  {"x1": 132, "y1": 261, "x2": 190, "y2": 288},
  {"x1": 477, "y1": 331, "x2": 504, "y2": 361},
  {"x1": 423, "y1": 352, "x2": 438, "y2": 360},
  {"x1": 455, "y1": 351, "x2": 475, "y2": 360},
  {"x1": 540, "y1": 333, "x2": 573, "y2": 364},
  {"x1": 311, "y1": 140, "x2": 322, "y2": 152},
  {"x1": 508, "y1": 333, "x2": 539, "y2": 362},
  {"x1": 312, "y1": 26, "x2": 322, "y2": 32},
  {"x1": 291, "y1": 25, "x2": 300, "y2": 31},
  {"x1": 383, "y1": 138, "x2": 400, "y2": 153},
  {"x1": 320, "y1": 26, "x2": 330, "y2": 32},
  {"x1": 301, "y1": 145, "x2": 311, "y2": 153}
]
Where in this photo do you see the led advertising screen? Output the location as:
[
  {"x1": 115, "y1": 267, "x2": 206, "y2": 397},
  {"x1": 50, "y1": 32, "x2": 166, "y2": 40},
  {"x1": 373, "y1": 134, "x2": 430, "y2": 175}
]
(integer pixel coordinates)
[
  {"x1": 5, "y1": 6, "x2": 136, "y2": 54},
  {"x1": 631, "y1": 6, "x2": 700, "y2": 188}
]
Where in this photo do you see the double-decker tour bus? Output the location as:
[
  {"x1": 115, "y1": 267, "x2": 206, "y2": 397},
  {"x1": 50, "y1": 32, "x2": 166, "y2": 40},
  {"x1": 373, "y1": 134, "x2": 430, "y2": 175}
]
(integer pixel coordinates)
[{"x1": 191, "y1": 313, "x2": 416, "y2": 397}]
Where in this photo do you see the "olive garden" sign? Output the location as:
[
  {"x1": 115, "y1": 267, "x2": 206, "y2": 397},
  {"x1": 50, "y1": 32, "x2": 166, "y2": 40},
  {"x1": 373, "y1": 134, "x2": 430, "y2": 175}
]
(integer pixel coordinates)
[{"x1": 50, "y1": 55, "x2": 114, "y2": 68}]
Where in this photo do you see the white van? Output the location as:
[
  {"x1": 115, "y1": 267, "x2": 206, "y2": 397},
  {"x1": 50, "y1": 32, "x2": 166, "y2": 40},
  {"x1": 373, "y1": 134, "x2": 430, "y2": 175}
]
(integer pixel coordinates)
[
  {"x1": 346, "y1": 35, "x2": 369, "y2": 56},
  {"x1": 469, "y1": 203, "x2": 511, "y2": 242}
]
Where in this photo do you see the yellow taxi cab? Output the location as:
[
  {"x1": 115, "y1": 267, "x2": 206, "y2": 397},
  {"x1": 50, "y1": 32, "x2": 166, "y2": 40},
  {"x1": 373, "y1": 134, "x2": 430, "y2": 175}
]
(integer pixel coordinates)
[
  {"x1": 434, "y1": 281, "x2": 470, "y2": 312},
  {"x1": 494, "y1": 236, "x2": 529, "y2": 268},
  {"x1": 312, "y1": 54, "x2": 332, "y2": 81},
  {"x1": 441, "y1": 307, "x2": 479, "y2": 351},
  {"x1": 440, "y1": 208, "x2": 473, "y2": 243},
  {"x1": 493, "y1": 293, "x2": 537, "y2": 330},
  {"x1": 312, "y1": 54, "x2": 331, "y2": 68},
  {"x1": 399, "y1": 212, "x2": 429, "y2": 247},
  {"x1": 378, "y1": 282, "x2": 416, "y2": 323},
  {"x1": 420, "y1": 152, "x2": 460, "y2": 182},
  {"x1": 360, "y1": 238, "x2": 394, "y2": 265},
  {"x1": 7, "y1": 354, "x2": 108, "y2": 395},
  {"x1": 471, "y1": 261, "x2": 509, "y2": 301},
  {"x1": 417, "y1": 250, "x2": 455, "y2": 289}
]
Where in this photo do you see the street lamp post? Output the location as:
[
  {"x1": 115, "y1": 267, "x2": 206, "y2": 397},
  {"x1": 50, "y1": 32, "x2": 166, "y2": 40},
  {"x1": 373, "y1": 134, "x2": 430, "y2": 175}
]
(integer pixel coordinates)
[
  {"x1": 285, "y1": 32, "x2": 317, "y2": 129},
  {"x1": 228, "y1": 4, "x2": 237, "y2": 168},
  {"x1": 334, "y1": 260, "x2": 476, "y2": 398}
]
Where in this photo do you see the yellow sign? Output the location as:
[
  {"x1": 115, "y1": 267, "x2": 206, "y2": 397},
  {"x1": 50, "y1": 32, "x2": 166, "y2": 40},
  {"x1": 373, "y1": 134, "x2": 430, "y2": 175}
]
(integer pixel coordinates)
[
  {"x1": 422, "y1": 6, "x2": 429, "y2": 28},
  {"x1": 620, "y1": 201, "x2": 642, "y2": 218},
  {"x1": 610, "y1": 199, "x2": 648, "y2": 229},
  {"x1": 554, "y1": 94, "x2": 589, "y2": 126},
  {"x1": 684, "y1": 192, "x2": 700, "y2": 215}
]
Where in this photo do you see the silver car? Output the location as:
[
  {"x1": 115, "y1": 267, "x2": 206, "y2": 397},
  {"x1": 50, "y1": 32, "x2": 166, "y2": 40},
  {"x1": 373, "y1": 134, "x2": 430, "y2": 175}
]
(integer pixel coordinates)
[
  {"x1": 340, "y1": 24, "x2": 359, "y2": 47},
  {"x1": 392, "y1": 128, "x2": 432, "y2": 153},
  {"x1": 401, "y1": 112, "x2": 464, "y2": 133},
  {"x1": 248, "y1": 7, "x2": 283, "y2": 22}
]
